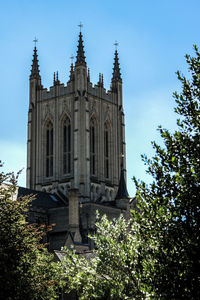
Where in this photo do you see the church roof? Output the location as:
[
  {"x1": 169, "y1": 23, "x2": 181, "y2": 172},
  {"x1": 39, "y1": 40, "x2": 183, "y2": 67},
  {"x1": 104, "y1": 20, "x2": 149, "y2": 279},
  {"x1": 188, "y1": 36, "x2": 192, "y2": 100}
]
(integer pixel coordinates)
[{"x1": 17, "y1": 187, "x2": 65, "y2": 209}]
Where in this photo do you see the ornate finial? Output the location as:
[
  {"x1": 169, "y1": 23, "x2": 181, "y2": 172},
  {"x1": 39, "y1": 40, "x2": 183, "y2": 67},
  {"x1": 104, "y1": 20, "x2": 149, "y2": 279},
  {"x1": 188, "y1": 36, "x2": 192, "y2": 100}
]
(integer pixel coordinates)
[
  {"x1": 53, "y1": 72, "x2": 56, "y2": 85},
  {"x1": 78, "y1": 22, "x2": 83, "y2": 32},
  {"x1": 53, "y1": 71, "x2": 60, "y2": 85},
  {"x1": 111, "y1": 45, "x2": 122, "y2": 84},
  {"x1": 114, "y1": 40, "x2": 119, "y2": 51},
  {"x1": 30, "y1": 41, "x2": 40, "y2": 79},
  {"x1": 70, "y1": 55, "x2": 74, "y2": 65},
  {"x1": 98, "y1": 73, "x2": 104, "y2": 87},
  {"x1": 70, "y1": 64, "x2": 74, "y2": 81},
  {"x1": 75, "y1": 28, "x2": 86, "y2": 66},
  {"x1": 33, "y1": 37, "x2": 38, "y2": 47}
]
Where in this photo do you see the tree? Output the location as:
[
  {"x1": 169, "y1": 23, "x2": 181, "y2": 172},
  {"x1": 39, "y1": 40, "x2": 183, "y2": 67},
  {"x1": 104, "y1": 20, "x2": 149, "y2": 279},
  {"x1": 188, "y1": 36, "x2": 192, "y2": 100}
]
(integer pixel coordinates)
[
  {"x1": 63, "y1": 213, "x2": 158, "y2": 299},
  {"x1": 0, "y1": 162, "x2": 65, "y2": 300},
  {"x1": 62, "y1": 46, "x2": 200, "y2": 299},
  {"x1": 133, "y1": 45, "x2": 200, "y2": 298}
]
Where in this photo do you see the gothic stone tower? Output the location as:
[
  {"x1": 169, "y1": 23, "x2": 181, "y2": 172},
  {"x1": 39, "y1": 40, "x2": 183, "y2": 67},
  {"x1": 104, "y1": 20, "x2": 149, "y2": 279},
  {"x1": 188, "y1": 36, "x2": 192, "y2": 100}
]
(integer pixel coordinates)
[{"x1": 27, "y1": 31, "x2": 127, "y2": 207}]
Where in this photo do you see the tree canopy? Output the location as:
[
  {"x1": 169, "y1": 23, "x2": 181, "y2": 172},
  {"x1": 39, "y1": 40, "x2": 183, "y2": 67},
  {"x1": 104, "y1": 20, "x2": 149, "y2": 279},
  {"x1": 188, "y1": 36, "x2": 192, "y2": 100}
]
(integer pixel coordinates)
[
  {"x1": 0, "y1": 163, "x2": 65, "y2": 300},
  {"x1": 62, "y1": 46, "x2": 200, "y2": 299}
]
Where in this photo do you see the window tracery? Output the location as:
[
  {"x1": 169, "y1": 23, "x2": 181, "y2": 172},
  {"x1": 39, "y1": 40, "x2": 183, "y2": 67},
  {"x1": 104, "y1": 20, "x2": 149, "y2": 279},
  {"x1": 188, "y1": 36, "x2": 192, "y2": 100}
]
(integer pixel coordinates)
[{"x1": 63, "y1": 117, "x2": 71, "y2": 174}]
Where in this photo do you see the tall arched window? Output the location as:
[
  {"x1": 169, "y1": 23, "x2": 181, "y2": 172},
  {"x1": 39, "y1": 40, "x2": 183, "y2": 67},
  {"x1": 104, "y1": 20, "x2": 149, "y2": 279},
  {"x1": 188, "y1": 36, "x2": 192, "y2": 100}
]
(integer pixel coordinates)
[
  {"x1": 90, "y1": 118, "x2": 97, "y2": 176},
  {"x1": 46, "y1": 121, "x2": 53, "y2": 177},
  {"x1": 63, "y1": 117, "x2": 71, "y2": 174},
  {"x1": 104, "y1": 122, "x2": 110, "y2": 179}
]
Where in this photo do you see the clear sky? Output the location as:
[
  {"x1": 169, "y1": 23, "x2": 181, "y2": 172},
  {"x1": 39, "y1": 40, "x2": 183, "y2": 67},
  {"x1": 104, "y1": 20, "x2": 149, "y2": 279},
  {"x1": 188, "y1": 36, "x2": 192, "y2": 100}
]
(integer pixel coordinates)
[{"x1": 0, "y1": 0, "x2": 200, "y2": 196}]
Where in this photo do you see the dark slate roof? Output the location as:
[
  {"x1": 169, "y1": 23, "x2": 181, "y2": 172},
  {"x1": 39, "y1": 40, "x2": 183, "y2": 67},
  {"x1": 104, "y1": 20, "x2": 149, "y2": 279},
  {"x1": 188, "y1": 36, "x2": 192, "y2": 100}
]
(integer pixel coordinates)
[
  {"x1": 17, "y1": 187, "x2": 65, "y2": 209},
  {"x1": 115, "y1": 166, "x2": 129, "y2": 200}
]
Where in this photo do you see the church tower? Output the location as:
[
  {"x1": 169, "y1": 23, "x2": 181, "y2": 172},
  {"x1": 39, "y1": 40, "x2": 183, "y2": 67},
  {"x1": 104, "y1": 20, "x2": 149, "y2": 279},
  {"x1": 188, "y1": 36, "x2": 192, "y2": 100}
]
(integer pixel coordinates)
[{"x1": 26, "y1": 30, "x2": 127, "y2": 205}]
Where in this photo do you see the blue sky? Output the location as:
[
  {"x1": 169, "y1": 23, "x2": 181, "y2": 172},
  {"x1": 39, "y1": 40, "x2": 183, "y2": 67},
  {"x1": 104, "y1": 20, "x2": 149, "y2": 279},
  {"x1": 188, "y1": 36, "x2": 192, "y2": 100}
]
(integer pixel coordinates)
[{"x1": 0, "y1": 0, "x2": 200, "y2": 196}]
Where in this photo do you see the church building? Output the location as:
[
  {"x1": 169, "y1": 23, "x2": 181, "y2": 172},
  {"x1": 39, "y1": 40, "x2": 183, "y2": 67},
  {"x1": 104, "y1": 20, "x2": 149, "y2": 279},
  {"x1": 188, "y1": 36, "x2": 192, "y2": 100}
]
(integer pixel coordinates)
[{"x1": 18, "y1": 28, "x2": 131, "y2": 251}]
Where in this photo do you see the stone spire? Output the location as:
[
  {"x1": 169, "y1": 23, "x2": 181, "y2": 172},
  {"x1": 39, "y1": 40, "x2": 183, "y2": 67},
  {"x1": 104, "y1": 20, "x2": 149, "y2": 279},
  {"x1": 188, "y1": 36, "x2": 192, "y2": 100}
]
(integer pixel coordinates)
[
  {"x1": 30, "y1": 46, "x2": 40, "y2": 79},
  {"x1": 75, "y1": 31, "x2": 86, "y2": 66},
  {"x1": 115, "y1": 165, "x2": 129, "y2": 200},
  {"x1": 112, "y1": 49, "x2": 122, "y2": 82}
]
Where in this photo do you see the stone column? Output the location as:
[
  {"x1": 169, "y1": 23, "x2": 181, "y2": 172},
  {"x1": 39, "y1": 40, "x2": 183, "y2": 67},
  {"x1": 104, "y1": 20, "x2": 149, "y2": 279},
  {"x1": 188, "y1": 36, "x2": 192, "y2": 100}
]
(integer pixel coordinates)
[{"x1": 68, "y1": 188, "x2": 82, "y2": 242}]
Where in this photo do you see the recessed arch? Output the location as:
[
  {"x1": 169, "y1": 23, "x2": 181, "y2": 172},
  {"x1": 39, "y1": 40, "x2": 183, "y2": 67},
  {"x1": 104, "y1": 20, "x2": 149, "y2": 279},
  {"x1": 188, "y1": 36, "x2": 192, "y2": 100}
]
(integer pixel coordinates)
[
  {"x1": 43, "y1": 115, "x2": 54, "y2": 128},
  {"x1": 44, "y1": 119, "x2": 53, "y2": 178},
  {"x1": 104, "y1": 120, "x2": 111, "y2": 179},
  {"x1": 62, "y1": 114, "x2": 71, "y2": 175},
  {"x1": 60, "y1": 110, "x2": 71, "y2": 123}
]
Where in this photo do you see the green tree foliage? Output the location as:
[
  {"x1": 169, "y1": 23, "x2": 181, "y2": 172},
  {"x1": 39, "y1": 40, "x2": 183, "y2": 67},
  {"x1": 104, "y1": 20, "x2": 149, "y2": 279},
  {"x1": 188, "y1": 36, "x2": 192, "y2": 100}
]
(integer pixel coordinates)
[
  {"x1": 0, "y1": 163, "x2": 65, "y2": 300},
  {"x1": 62, "y1": 46, "x2": 200, "y2": 299},
  {"x1": 63, "y1": 214, "x2": 157, "y2": 299},
  {"x1": 134, "y1": 45, "x2": 200, "y2": 298}
]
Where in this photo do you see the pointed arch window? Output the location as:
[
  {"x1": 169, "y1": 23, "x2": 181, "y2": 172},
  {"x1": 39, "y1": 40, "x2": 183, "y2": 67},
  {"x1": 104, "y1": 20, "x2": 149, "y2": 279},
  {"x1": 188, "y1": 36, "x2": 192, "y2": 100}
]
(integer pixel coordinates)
[
  {"x1": 90, "y1": 118, "x2": 97, "y2": 176},
  {"x1": 63, "y1": 117, "x2": 71, "y2": 174},
  {"x1": 104, "y1": 122, "x2": 110, "y2": 179},
  {"x1": 46, "y1": 121, "x2": 53, "y2": 177}
]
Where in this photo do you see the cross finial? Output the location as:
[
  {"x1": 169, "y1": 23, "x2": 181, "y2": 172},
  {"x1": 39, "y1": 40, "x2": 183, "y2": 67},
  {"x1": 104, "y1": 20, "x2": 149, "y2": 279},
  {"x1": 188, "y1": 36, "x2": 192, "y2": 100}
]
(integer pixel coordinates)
[
  {"x1": 114, "y1": 40, "x2": 119, "y2": 51},
  {"x1": 70, "y1": 55, "x2": 74, "y2": 64},
  {"x1": 78, "y1": 22, "x2": 83, "y2": 32},
  {"x1": 33, "y1": 37, "x2": 38, "y2": 47}
]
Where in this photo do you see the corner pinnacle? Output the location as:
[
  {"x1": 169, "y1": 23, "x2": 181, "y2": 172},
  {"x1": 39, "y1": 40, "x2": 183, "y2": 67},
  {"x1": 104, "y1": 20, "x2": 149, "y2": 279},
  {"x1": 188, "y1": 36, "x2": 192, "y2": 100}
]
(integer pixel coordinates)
[
  {"x1": 112, "y1": 48, "x2": 122, "y2": 82},
  {"x1": 30, "y1": 46, "x2": 40, "y2": 79},
  {"x1": 75, "y1": 31, "x2": 86, "y2": 66}
]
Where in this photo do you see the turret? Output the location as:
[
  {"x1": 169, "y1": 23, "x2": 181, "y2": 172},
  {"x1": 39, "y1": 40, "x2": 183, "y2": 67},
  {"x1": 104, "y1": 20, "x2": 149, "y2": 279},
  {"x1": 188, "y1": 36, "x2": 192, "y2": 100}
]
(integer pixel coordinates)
[
  {"x1": 110, "y1": 43, "x2": 126, "y2": 189},
  {"x1": 29, "y1": 43, "x2": 42, "y2": 106},
  {"x1": 27, "y1": 42, "x2": 42, "y2": 189},
  {"x1": 73, "y1": 26, "x2": 90, "y2": 201},
  {"x1": 110, "y1": 41, "x2": 122, "y2": 102}
]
